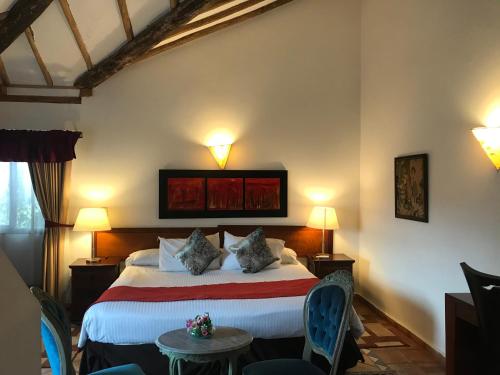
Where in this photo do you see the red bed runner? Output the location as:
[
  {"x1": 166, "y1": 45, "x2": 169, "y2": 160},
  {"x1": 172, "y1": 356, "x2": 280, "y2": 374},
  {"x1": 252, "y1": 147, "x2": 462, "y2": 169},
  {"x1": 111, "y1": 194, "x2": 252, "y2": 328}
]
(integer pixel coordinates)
[{"x1": 94, "y1": 278, "x2": 319, "y2": 305}]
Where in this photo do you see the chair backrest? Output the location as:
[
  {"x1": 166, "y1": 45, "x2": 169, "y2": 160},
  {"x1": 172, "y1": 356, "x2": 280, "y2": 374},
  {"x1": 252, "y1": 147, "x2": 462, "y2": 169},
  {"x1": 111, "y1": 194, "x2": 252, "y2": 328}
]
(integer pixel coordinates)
[
  {"x1": 460, "y1": 262, "x2": 500, "y2": 358},
  {"x1": 30, "y1": 287, "x2": 75, "y2": 375},
  {"x1": 303, "y1": 270, "x2": 353, "y2": 375}
]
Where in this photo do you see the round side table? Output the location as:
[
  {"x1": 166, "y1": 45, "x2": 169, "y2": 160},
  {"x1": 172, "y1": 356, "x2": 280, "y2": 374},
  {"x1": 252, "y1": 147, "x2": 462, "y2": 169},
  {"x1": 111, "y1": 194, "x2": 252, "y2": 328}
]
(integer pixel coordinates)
[{"x1": 156, "y1": 326, "x2": 253, "y2": 375}]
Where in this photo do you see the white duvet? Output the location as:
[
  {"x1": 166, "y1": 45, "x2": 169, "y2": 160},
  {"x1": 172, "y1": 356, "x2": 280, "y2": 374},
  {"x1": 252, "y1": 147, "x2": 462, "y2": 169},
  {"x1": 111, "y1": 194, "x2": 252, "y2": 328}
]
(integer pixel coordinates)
[{"x1": 78, "y1": 263, "x2": 363, "y2": 347}]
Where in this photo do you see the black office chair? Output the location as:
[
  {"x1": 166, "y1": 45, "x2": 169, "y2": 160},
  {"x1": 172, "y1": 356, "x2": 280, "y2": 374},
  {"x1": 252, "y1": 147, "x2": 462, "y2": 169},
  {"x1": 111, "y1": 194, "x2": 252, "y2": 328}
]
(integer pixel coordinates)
[{"x1": 460, "y1": 262, "x2": 500, "y2": 373}]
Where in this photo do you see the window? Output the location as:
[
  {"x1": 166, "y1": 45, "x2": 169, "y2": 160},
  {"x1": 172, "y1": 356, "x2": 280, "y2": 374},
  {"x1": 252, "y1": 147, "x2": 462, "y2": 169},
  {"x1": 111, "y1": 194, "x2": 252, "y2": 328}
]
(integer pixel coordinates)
[{"x1": 0, "y1": 162, "x2": 44, "y2": 233}]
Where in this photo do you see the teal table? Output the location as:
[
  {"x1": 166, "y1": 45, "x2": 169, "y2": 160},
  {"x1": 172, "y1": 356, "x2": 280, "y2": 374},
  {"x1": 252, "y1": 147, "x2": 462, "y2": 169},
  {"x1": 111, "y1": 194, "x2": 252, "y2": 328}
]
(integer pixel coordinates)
[{"x1": 156, "y1": 326, "x2": 253, "y2": 375}]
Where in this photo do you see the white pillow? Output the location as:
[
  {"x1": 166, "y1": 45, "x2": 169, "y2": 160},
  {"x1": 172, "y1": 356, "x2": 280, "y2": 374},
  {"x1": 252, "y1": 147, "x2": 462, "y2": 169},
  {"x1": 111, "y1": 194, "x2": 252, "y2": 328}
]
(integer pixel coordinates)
[
  {"x1": 159, "y1": 233, "x2": 221, "y2": 272},
  {"x1": 125, "y1": 248, "x2": 159, "y2": 267},
  {"x1": 221, "y1": 231, "x2": 285, "y2": 270},
  {"x1": 281, "y1": 247, "x2": 298, "y2": 264}
]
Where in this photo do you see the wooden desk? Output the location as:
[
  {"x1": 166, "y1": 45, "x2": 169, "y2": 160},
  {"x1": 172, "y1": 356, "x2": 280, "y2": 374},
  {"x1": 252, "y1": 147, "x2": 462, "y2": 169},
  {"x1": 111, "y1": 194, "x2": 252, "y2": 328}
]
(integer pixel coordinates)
[{"x1": 445, "y1": 293, "x2": 479, "y2": 375}]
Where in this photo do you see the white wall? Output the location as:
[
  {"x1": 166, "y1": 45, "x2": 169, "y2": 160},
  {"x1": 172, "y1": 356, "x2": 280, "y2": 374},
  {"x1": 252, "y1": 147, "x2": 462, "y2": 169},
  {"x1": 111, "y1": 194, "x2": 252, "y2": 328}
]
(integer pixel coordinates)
[
  {"x1": 360, "y1": 0, "x2": 500, "y2": 354},
  {"x1": 0, "y1": 0, "x2": 361, "y2": 300},
  {"x1": 0, "y1": 249, "x2": 40, "y2": 374}
]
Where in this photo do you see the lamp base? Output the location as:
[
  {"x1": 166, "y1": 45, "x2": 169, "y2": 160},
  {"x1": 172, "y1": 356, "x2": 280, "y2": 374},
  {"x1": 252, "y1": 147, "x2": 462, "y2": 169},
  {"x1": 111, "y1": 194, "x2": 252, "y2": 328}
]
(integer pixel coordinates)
[{"x1": 86, "y1": 257, "x2": 102, "y2": 264}]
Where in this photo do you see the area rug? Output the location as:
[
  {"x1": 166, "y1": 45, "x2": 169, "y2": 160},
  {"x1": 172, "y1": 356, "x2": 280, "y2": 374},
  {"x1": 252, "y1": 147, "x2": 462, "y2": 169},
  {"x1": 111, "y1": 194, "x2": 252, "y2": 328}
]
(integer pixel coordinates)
[
  {"x1": 346, "y1": 349, "x2": 397, "y2": 375},
  {"x1": 41, "y1": 326, "x2": 397, "y2": 375},
  {"x1": 355, "y1": 313, "x2": 411, "y2": 350}
]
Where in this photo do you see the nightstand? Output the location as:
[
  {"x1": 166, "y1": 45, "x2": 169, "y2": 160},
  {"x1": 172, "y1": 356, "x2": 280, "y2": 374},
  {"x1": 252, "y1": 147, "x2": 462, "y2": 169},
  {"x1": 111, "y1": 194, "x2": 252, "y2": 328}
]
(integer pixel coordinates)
[
  {"x1": 307, "y1": 254, "x2": 355, "y2": 279},
  {"x1": 69, "y1": 257, "x2": 122, "y2": 322}
]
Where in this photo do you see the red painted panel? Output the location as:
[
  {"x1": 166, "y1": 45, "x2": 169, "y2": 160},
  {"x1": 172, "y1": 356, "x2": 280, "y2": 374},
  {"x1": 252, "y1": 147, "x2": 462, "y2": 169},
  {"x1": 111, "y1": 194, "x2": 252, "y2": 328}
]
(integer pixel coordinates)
[
  {"x1": 245, "y1": 178, "x2": 281, "y2": 210},
  {"x1": 207, "y1": 178, "x2": 243, "y2": 211},
  {"x1": 167, "y1": 178, "x2": 205, "y2": 210}
]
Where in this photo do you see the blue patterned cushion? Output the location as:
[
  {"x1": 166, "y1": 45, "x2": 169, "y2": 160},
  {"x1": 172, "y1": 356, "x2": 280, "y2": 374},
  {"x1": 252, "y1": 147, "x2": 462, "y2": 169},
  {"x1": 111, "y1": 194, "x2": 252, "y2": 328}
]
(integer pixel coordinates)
[{"x1": 307, "y1": 285, "x2": 346, "y2": 356}]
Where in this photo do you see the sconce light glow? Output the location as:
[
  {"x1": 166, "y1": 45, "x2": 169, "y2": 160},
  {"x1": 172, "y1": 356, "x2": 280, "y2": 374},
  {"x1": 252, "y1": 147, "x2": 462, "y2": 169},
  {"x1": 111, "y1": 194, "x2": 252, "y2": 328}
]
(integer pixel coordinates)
[
  {"x1": 304, "y1": 187, "x2": 334, "y2": 203},
  {"x1": 208, "y1": 144, "x2": 231, "y2": 169},
  {"x1": 205, "y1": 130, "x2": 234, "y2": 169},
  {"x1": 205, "y1": 131, "x2": 234, "y2": 147},
  {"x1": 485, "y1": 107, "x2": 500, "y2": 128},
  {"x1": 81, "y1": 186, "x2": 114, "y2": 202},
  {"x1": 472, "y1": 126, "x2": 500, "y2": 170}
]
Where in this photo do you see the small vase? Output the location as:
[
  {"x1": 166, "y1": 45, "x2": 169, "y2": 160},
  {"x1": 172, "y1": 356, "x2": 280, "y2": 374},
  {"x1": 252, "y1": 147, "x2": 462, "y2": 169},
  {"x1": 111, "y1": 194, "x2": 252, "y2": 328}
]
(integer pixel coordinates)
[{"x1": 187, "y1": 326, "x2": 215, "y2": 339}]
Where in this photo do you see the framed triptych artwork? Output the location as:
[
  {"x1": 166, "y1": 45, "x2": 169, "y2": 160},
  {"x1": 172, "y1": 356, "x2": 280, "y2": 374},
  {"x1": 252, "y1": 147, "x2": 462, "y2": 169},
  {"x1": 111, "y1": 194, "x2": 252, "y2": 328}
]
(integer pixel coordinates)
[
  {"x1": 159, "y1": 170, "x2": 287, "y2": 218},
  {"x1": 394, "y1": 153, "x2": 429, "y2": 222}
]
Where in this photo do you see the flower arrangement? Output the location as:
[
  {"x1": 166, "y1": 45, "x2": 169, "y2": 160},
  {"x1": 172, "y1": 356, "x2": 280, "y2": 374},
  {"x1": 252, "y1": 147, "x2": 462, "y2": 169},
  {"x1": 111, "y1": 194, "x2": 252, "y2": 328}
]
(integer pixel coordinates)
[{"x1": 186, "y1": 312, "x2": 214, "y2": 338}]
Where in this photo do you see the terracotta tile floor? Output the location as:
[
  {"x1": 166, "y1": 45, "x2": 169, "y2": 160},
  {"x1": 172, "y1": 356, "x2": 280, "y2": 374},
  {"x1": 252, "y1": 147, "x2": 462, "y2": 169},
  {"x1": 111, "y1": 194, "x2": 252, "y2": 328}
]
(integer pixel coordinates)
[{"x1": 353, "y1": 296, "x2": 445, "y2": 375}]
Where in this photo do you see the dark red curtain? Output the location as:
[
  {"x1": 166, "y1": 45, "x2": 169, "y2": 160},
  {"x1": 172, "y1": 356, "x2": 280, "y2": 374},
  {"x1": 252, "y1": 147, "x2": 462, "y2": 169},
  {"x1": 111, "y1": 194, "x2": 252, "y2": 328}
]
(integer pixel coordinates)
[{"x1": 0, "y1": 129, "x2": 81, "y2": 162}]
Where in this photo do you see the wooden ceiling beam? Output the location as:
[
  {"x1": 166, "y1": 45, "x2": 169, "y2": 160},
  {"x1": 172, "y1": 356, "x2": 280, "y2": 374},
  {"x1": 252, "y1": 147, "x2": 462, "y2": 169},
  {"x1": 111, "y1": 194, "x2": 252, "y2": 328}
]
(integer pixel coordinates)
[
  {"x1": 117, "y1": 0, "x2": 134, "y2": 42},
  {"x1": 0, "y1": 0, "x2": 53, "y2": 54},
  {"x1": 142, "y1": 0, "x2": 294, "y2": 62},
  {"x1": 7, "y1": 83, "x2": 75, "y2": 89},
  {"x1": 74, "y1": 0, "x2": 224, "y2": 89},
  {"x1": 0, "y1": 56, "x2": 10, "y2": 86},
  {"x1": 58, "y1": 0, "x2": 92, "y2": 70},
  {"x1": 25, "y1": 26, "x2": 53, "y2": 86},
  {"x1": 165, "y1": 0, "x2": 268, "y2": 42},
  {"x1": 0, "y1": 94, "x2": 81, "y2": 104}
]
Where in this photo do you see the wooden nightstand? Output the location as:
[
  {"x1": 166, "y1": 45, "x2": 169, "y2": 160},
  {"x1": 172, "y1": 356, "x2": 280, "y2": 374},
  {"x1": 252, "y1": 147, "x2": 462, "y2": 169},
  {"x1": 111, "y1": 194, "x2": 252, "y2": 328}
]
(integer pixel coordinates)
[
  {"x1": 307, "y1": 254, "x2": 355, "y2": 279},
  {"x1": 69, "y1": 257, "x2": 122, "y2": 322}
]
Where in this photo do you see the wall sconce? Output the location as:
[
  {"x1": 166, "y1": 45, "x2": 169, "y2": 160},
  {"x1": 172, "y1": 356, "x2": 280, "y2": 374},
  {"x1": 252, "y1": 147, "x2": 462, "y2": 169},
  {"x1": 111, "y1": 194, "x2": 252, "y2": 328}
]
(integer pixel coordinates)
[
  {"x1": 208, "y1": 143, "x2": 232, "y2": 169},
  {"x1": 472, "y1": 126, "x2": 500, "y2": 171}
]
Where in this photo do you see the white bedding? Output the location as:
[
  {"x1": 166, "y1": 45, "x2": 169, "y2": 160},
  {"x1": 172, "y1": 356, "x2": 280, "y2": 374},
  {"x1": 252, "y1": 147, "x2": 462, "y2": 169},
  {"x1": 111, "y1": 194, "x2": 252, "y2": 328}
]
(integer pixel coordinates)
[{"x1": 78, "y1": 263, "x2": 363, "y2": 347}]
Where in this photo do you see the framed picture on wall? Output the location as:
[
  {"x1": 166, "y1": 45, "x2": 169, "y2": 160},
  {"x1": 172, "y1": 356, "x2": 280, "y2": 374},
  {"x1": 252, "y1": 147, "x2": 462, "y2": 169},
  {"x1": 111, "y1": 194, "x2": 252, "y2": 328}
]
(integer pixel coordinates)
[
  {"x1": 394, "y1": 153, "x2": 428, "y2": 222},
  {"x1": 159, "y1": 170, "x2": 287, "y2": 218}
]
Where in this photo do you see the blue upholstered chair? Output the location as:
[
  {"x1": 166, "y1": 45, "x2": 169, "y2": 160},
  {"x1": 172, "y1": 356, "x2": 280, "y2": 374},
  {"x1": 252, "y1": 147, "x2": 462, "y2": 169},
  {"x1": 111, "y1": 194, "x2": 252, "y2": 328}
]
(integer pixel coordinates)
[
  {"x1": 31, "y1": 287, "x2": 145, "y2": 375},
  {"x1": 243, "y1": 270, "x2": 354, "y2": 375}
]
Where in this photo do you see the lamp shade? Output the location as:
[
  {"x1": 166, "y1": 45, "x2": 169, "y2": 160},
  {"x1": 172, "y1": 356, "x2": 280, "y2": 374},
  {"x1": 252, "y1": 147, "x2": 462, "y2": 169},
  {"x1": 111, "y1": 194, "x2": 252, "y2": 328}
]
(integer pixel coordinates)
[
  {"x1": 307, "y1": 206, "x2": 339, "y2": 230},
  {"x1": 208, "y1": 144, "x2": 231, "y2": 169},
  {"x1": 73, "y1": 208, "x2": 111, "y2": 232},
  {"x1": 472, "y1": 126, "x2": 500, "y2": 170}
]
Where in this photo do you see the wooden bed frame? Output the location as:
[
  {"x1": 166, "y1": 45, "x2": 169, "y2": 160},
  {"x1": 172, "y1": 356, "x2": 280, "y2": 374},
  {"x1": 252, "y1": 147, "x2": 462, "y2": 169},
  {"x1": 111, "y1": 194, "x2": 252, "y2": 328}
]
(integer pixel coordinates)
[{"x1": 94, "y1": 225, "x2": 333, "y2": 258}]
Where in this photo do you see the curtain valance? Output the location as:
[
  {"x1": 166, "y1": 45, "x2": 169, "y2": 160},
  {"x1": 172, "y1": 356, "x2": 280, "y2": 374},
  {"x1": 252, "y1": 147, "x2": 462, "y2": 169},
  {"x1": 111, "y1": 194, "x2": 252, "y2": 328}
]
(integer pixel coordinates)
[{"x1": 0, "y1": 129, "x2": 81, "y2": 162}]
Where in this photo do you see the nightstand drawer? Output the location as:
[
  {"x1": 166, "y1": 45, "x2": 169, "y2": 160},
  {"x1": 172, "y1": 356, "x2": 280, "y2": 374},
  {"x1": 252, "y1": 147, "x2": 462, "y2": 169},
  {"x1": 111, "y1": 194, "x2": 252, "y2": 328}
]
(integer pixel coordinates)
[
  {"x1": 72, "y1": 268, "x2": 117, "y2": 289},
  {"x1": 70, "y1": 257, "x2": 122, "y2": 322}
]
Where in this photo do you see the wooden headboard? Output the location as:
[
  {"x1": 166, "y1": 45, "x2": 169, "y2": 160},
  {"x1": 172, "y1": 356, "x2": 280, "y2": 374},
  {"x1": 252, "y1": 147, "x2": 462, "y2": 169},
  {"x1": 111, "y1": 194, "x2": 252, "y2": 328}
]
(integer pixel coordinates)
[
  {"x1": 94, "y1": 227, "x2": 218, "y2": 258},
  {"x1": 95, "y1": 225, "x2": 332, "y2": 258}
]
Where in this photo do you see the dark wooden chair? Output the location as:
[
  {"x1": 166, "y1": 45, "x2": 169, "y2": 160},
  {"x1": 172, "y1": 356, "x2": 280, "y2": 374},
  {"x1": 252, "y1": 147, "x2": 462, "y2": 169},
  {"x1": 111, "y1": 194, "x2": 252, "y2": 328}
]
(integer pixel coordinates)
[{"x1": 460, "y1": 262, "x2": 500, "y2": 373}]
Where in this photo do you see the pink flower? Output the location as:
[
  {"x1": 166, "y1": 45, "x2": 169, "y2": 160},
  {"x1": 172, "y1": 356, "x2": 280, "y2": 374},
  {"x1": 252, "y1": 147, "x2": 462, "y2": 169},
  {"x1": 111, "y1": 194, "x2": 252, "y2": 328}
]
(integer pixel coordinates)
[
  {"x1": 186, "y1": 319, "x2": 193, "y2": 328},
  {"x1": 202, "y1": 329, "x2": 208, "y2": 336}
]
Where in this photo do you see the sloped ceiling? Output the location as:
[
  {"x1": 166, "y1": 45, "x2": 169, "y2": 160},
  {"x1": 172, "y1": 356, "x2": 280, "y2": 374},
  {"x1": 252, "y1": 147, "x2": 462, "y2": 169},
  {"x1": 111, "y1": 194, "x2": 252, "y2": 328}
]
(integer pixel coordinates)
[{"x1": 0, "y1": 0, "x2": 294, "y2": 103}]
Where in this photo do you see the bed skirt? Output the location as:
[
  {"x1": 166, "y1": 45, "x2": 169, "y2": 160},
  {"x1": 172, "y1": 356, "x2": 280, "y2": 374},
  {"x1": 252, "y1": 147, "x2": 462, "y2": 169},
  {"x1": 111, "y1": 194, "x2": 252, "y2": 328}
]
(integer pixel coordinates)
[{"x1": 79, "y1": 333, "x2": 362, "y2": 375}]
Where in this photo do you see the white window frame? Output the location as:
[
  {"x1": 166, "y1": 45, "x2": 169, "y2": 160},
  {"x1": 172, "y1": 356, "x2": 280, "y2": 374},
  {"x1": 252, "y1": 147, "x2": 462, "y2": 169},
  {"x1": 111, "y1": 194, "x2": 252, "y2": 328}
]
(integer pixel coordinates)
[{"x1": 0, "y1": 162, "x2": 43, "y2": 234}]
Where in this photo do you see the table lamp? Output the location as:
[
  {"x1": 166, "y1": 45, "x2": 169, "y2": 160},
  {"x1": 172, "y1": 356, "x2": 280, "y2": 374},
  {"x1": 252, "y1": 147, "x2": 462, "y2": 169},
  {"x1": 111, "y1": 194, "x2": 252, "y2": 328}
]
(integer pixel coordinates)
[
  {"x1": 306, "y1": 206, "x2": 339, "y2": 257},
  {"x1": 73, "y1": 207, "x2": 111, "y2": 263}
]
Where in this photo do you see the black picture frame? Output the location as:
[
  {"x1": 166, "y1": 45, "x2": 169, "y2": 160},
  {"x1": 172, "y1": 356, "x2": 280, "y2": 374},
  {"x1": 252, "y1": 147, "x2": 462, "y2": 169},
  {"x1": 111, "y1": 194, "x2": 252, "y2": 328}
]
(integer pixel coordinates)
[
  {"x1": 159, "y1": 170, "x2": 288, "y2": 219},
  {"x1": 394, "y1": 154, "x2": 429, "y2": 222}
]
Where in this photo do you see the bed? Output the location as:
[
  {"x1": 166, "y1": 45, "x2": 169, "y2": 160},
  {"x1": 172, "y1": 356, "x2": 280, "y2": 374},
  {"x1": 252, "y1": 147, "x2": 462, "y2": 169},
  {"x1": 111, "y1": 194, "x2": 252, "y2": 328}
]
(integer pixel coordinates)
[{"x1": 78, "y1": 225, "x2": 363, "y2": 374}]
